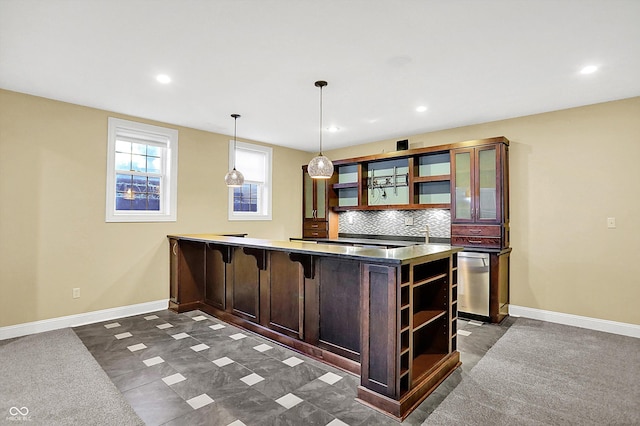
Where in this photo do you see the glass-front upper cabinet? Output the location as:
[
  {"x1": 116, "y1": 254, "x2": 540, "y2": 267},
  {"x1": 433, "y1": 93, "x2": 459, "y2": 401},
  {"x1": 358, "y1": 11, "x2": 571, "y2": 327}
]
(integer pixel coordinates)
[
  {"x1": 303, "y1": 167, "x2": 326, "y2": 220},
  {"x1": 451, "y1": 144, "x2": 500, "y2": 223},
  {"x1": 478, "y1": 147, "x2": 497, "y2": 220},
  {"x1": 453, "y1": 150, "x2": 472, "y2": 221}
]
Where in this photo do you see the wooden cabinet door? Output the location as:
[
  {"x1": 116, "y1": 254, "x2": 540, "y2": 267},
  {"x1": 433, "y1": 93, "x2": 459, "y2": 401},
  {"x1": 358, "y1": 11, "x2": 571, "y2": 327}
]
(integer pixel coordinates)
[{"x1": 452, "y1": 143, "x2": 503, "y2": 225}]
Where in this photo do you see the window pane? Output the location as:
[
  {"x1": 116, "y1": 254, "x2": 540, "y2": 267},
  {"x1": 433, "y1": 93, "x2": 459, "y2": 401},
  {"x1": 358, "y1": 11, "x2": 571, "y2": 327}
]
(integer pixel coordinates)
[
  {"x1": 115, "y1": 152, "x2": 131, "y2": 171},
  {"x1": 131, "y1": 154, "x2": 146, "y2": 172},
  {"x1": 115, "y1": 140, "x2": 131, "y2": 153},
  {"x1": 148, "y1": 176, "x2": 161, "y2": 194},
  {"x1": 115, "y1": 174, "x2": 133, "y2": 192},
  {"x1": 147, "y1": 145, "x2": 161, "y2": 157},
  {"x1": 131, "y1": 143, "x2": 146, "y2": 155},
  {"x1": 132, "y1": 193, "x2": 147, "y2": 210},
  {"x1": 147, "y1": 156, "x2": 161, "y2": 174},
  {"x1": 133, "y1": 175, "x2": 147, "y2": 193},
  {"x1": 148, "y1": 193, "x2": 160, "y2": 211},
  {"x1": 115, "y1": 194, "x2": 133, "y2": 210}
]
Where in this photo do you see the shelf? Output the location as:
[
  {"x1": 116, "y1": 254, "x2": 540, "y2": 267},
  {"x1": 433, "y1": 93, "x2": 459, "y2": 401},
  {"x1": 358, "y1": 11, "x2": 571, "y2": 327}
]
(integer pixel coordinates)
[
  {"x1": 413, "y1": 310, "x2": 446, "y2": 331},
  {"x1": 413, "y1": 174, "x2": 451, "y2": 183},
  {"x1": 333, "y1": 203, "x2": 450, "y2": 212},
  {"x1": 411, "y1": 353, "x2": 447, "y2": 387},
  {"x1": 333, "y1": 182, "x2": 358, "y2": 189},
  {"x1": 413, "y1": 272, "x2": 447, "y2": 288}
]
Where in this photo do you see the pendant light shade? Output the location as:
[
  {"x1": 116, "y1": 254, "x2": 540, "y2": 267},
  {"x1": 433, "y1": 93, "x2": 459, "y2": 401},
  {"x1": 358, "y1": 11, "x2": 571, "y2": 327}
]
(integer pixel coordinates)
[
  {"x1": 224, "y1": 114, "x2": 245, "y2": 187},
  {"x1": 308, "y1": 80, "x2": 334, "y2": 179}
]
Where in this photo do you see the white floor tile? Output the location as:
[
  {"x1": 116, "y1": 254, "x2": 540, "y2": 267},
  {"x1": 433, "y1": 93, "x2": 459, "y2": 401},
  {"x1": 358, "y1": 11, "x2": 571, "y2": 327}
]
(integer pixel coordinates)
[
  {"x1": 326, "y1": 419, "x2": 349, "y2": 426},
  {"x1": 143, "y1": 356, "x2": 164, "y2": 367},
  {"x1": 144, "y1": 315, "x2": 159, "y2": 320},
  {"x1": 156, "y1": 323, "x2": 173, "y2": 329},
  {"x1": 127, "y1": 343, "x2": 147, "y2": 352},
  {"x1": 162, "y1": 373, "x2": 186, "y2": 386},
  {"x1": 187, "y1": 393, "x2": 214, "y2": 410},
  {"x1": 227, "y1": 420, "x2": 246, "y2": 426},
  {"x1": 318, "y1": 372, "x2": 343, "y2": 385},
  {"x1": 104, "y1": 322, "x2": 120, "y2": 329},
  {"x1": 468, "y1": 320, "x2": 484, "y2": 326},
  {"x1": 114, "y1": 332, "x2": 132, "y2": 340},
  {"x1": 213, "y1": 357, "x2": 234, "y2": 367},
  {"x1": 458, "y1": 329, "x2": 472, "y2": 336},
  {"x1": 253, "y1": 344, "x2": 273, "y2": 352},
  {"x1": 209, "y1": 324, "x2": 225, "y2": 330},
  {"x1": 192, "y1": 315, "x2": 207, "y2": 321},
  {"x1": 282, "y1": 357, "x2": 304, "y2": 367},
  {"x1": 171, "y1": 332, "x2": 190, "y2": 340},
  {"x1": 191, "y1": 343, "x2": 210, "y2": 352},
  {"x1": 229, "y1": 333, "x2": 247, "y2": 340},
  {"x1": 275, "y1": 393, "x2": 303, "y2": 409},
  {"x1": 240, "y1": 373, "x2": 265, "y2": 386}
]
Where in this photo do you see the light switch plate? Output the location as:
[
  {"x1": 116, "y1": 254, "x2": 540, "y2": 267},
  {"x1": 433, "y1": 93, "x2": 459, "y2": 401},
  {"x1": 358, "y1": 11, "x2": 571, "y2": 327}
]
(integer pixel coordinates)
[
  {"x1": 607, "y1": 217, "x2": 616, "y2": 228},
  {"x1": 405, "y1": 217, "x2": 414, "y2": 226}
]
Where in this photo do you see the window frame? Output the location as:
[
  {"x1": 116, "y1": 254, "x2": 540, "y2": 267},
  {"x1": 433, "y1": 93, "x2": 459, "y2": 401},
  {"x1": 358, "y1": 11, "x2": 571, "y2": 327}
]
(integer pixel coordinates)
[
  {"x1": 106, "y1": 117, "x2": 178, "y2": 222},
  {"x1": 228, "y1": 141, "x2": 272, "y2": 221}
]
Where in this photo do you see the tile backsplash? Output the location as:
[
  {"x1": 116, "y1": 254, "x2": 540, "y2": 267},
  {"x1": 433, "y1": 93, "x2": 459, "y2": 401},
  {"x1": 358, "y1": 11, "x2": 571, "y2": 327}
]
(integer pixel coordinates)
[{"x1": 338, "y1": 209, "x2": 451, "y2": 239}]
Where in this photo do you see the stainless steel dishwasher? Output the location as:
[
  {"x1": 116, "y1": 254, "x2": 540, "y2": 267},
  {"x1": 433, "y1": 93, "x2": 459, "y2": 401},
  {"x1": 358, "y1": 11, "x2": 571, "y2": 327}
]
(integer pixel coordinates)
[{"x1": 458, "y1": 251, "x2": 490, "y2": 318}]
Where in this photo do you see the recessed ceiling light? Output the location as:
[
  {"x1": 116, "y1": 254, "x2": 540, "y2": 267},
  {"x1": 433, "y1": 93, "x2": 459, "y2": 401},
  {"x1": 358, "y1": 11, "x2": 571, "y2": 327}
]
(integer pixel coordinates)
[
  {"x1": 327, "y1": 126, "x2": 340, "y2": 132},
  {"x1": 580, "y1": 65, "x2": 598, "y2": 75},
  {"x1": 416, "y1": 105, "x2": 428, "y2": 112},
  {"x1": 156, "y1": 74, "x2": 171, "y2": 84}
]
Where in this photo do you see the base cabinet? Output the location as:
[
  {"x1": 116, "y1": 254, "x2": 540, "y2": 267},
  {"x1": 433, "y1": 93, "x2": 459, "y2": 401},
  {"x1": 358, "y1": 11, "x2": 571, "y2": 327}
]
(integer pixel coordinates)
[
  {"x1": 359, "y1": 254, "x2": 460, "y2": 419},
  {"x1": 168, "y1": 235, "x2": 460, "y2": 420}
]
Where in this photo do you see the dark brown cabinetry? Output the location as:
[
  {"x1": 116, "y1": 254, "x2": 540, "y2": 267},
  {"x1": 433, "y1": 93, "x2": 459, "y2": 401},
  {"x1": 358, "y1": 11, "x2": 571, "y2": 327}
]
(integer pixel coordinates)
[
  {"x1": 359, "y1": 252, "x2": 460, "y2": 419},
  {"x1": 451, "y1": 138, "x2": 509, "y2": 249},
  {"x1": 168, "y1": 234, "x2": 461, "y2": 420},
  {"x1": 302, "y1": 165, "x2": 338, "y2": 238}
]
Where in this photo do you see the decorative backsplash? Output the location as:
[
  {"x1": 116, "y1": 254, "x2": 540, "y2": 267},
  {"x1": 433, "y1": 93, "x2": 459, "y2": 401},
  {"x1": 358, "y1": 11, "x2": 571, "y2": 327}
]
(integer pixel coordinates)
[{"x1": 338, "y1": 209, "x2": 451, "y2": 239}]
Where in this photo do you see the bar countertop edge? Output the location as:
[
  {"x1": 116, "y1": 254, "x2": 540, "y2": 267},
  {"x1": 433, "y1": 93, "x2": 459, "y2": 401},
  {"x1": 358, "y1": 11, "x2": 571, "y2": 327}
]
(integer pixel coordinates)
[{"x1": 168, "y1": 234, "x2": 463, "y2": 264}]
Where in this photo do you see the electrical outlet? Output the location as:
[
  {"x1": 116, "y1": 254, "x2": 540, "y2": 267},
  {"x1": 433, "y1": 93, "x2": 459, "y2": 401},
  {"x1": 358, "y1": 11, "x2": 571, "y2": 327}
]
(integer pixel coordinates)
[
  {"x1": 73, "y1": 288, "x2": 80, "y2": 299},
  {"x1": 607, "y1": 217, "x2": 616, "y2": 229},
  {"x1": 405, "y1": 217, "x2": 414, "y2": 226}
]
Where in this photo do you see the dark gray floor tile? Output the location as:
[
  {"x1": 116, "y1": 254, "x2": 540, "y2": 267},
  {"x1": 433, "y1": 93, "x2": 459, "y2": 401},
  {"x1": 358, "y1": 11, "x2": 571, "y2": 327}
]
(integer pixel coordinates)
[
  {"x1": 111, "y1": 360, "x2": 179, "y2": 393},
  {"x1": 169, "y1": 367, "x2": 249, "y2": 401},
  {"x1": 216, "y1": 388, "x2": 287, "y2": 424},
  {"x1": 257, "y1": 401, "x2": 336, "y2": 426},
  {"x1": 122, "y1": 379, "x2": 192, "y2": 426}
]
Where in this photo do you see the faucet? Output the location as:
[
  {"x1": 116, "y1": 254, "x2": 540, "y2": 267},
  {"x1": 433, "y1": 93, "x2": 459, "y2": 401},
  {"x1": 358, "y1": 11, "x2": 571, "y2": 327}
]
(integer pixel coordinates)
[{"x1": 423, "y1": 226, "x2": 430, "y2": 244}]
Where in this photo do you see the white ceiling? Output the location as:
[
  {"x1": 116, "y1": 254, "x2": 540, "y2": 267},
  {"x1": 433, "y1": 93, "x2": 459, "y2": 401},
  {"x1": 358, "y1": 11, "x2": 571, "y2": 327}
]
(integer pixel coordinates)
[{"x1": 1, "y1": 0, "x2": 639, "y2": 152}]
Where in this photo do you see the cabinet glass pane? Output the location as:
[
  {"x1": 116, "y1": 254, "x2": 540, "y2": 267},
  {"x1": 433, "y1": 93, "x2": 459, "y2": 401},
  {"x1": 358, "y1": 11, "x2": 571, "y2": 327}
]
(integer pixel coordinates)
[
  {"x1": 316, "y1": 179, "x2": 326, "y2": 219},
  {"x1": 304, "y1": 173, "x2": 314, "y2": 219},
  {"x1": 454, "y1": 152, "x2": 471, "y2": 220},
  {"x1": 478, "y1": 148, "x2": 497, "y2": 220}
]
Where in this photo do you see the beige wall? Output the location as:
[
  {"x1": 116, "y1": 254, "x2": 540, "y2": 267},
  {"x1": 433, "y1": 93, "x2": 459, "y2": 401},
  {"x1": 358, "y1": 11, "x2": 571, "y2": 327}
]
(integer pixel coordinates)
[
  {"x1": 326, "y1": 97, "x2": 640, "y2": 326},
  {"x1": 2, "y1": 90, "x2": 638, "y2": 328},
  {"x1": 0, "y1": 90, "x2": 310, "y2": 327}
]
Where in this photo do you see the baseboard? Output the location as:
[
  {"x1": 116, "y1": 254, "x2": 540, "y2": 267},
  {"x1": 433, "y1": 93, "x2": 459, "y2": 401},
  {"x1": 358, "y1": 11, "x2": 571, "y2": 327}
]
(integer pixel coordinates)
[
  {"x1": 509, "y1": 305, "x2": 640, "y2": 339},
  {"x1": 0, "y1": 299, "x2": 168, "y2": 340}
]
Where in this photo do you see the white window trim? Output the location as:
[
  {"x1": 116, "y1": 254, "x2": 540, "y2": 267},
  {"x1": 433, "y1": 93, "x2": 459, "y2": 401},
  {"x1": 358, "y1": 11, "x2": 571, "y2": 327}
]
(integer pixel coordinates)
[
  {"x1": 106, "y1": 117, "x2": 178, "y2": 222},
  {"x1": 228, "y1": 141, "x2": 272, "y2": 221}
]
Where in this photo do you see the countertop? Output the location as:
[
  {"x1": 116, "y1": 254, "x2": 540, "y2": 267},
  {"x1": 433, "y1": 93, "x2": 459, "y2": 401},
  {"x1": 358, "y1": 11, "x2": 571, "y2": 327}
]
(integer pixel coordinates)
[{"x1": 168, "y1": 234, "x2": 462, "y2": 265}]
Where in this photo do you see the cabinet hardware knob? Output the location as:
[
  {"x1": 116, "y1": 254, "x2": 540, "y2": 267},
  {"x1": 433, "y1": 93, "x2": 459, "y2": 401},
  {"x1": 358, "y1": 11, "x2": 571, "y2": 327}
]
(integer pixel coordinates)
[
  {"x1": 468, "y1": 240, "x2": 482, "y2": 244},
  {"x1": 469, "y1": 229, "x2": 481, "y2": 233}
]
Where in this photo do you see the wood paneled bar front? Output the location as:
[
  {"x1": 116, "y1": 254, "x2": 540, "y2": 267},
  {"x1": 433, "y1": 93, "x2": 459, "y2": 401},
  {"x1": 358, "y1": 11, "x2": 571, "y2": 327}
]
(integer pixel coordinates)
[{"x1": 167, "y1": 234, "x2": 463, "y2": 420}]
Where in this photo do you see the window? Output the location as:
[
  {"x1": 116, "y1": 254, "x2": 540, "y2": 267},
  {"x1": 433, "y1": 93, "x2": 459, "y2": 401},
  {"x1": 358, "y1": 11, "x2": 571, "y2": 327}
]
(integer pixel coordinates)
[
  {"x1": 228, "y1": 141, "x2": 272, "y2": 221},
  {"x1": 106, "y1": 118, "x2": 178, "y2": 222}
]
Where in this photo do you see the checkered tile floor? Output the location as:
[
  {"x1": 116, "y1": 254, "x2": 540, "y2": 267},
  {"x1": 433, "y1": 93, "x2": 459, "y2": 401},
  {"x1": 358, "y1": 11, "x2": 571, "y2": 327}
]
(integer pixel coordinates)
[{"x1": 73, "y1": 310, "x2": 512, "y2": 425}]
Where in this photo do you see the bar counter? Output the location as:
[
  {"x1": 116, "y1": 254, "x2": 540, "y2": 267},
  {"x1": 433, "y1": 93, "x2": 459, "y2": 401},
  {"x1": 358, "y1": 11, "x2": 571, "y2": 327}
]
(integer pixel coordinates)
[{"x1": 167, "y1": 233, "x2": 463, "y2": 420}]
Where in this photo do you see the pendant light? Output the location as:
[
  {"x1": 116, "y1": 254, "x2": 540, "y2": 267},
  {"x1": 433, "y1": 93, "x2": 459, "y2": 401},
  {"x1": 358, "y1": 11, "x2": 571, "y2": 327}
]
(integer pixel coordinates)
[
  {"x1": 224, "y1": 113, "x2": 245, "y2": 187},
  {"x1": 307, "y1": 80, "x2": 334, "y2": 179}
]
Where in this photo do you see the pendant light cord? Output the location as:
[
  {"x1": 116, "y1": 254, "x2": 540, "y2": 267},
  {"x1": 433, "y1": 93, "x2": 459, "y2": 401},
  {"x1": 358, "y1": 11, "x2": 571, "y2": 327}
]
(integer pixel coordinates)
[
  {"x1": 319, "y1": 84, "x2": 323, "y2": 155},
  {"x1": 231, "y1": 113, "x2": 240, "y2": 170}
]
